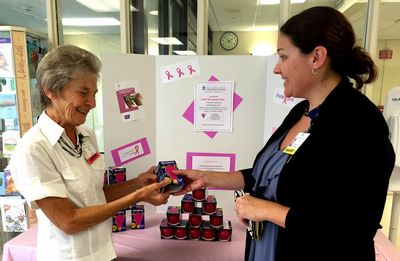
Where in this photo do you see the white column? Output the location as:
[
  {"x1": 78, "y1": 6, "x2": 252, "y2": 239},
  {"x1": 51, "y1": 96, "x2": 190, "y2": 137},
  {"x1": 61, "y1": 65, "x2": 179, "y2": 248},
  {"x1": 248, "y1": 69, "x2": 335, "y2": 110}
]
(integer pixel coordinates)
[
  {"x1": 46, "y1": 0, "x2": 59, "y2": 50},
  {"x1": 363, "y1": 0, "x2": 380, "y2": 98},
  {"x1": 197, "y1": 0, "x2": 209, "y2": 55},
  {"x1": 279, "y1": 0, "x2": 290, "y2": 28},
  {"x1": 120, "y1": 0, "x2": 131, "y2": 53}
]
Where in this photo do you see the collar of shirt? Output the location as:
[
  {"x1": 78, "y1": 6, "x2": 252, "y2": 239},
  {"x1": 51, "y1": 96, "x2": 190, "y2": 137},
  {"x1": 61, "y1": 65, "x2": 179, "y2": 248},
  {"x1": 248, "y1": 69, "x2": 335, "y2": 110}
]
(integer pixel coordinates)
[{"x1": 37, "y1": 111, "x2": 91, "y2": 146}]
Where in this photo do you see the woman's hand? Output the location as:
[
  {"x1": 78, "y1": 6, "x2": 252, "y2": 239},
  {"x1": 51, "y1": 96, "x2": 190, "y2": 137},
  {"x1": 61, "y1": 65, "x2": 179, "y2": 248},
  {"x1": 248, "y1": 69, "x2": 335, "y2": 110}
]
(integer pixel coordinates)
[
  {"x1": 235, "y1": 195, "x2": 289, "y2": 228},
  {"x1": 136, "y1": 166, "x2": 157, "y2": 186},
  {"x1": 172, "y1": 169, "x2": 208, "y2": 196},
  {"x1": 235, "y1": 194, "x2": 264, "y2": 222},
  {"x1": 134, "y1": 179, "x2": 171, "y2": 206}
]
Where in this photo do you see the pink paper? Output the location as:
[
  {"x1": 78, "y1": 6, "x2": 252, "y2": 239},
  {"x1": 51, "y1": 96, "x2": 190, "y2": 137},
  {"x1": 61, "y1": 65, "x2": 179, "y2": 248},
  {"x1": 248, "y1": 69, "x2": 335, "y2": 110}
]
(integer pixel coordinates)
[{"x1": 110, "y1": 137, "x2": 151, "y2": 167}]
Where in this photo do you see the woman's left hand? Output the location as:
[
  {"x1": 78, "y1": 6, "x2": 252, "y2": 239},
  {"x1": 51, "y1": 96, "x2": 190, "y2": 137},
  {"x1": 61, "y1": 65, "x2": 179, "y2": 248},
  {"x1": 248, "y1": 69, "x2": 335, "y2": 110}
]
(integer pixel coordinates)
[
  {"x1": 136, "y1": 166, "x2": 157, "y2": 186},
  {"x1": 235, "y1": 195, "x2": 290, "y2": 228},
  {"x1": 235, "y1": 194, "x2": 266, "y2": 222}
]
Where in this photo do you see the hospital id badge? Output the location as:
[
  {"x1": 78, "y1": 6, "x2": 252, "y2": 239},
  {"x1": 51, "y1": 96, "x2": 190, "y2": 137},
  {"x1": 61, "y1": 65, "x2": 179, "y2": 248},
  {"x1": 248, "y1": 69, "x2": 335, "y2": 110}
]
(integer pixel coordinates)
[
  {"x1": 82, "y1": 140, "x2": 100, "y2": 164},
  {"x1": 283, "y1": 132, "x2": 310, "y2": 155}
]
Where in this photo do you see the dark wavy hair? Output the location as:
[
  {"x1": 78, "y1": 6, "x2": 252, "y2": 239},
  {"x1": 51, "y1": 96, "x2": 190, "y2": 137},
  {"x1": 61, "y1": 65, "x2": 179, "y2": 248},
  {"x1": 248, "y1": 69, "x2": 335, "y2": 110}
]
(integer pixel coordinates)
[{"x1": 280, "y1": 6, "x2": 377, "y2": 89}]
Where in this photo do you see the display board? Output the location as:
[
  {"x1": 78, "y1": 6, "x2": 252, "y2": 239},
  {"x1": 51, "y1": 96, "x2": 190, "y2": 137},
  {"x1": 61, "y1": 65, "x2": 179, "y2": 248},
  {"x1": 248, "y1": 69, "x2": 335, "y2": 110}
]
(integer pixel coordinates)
[{"x1": 102, "y1": 54, "x2": 297, "y2": 214}]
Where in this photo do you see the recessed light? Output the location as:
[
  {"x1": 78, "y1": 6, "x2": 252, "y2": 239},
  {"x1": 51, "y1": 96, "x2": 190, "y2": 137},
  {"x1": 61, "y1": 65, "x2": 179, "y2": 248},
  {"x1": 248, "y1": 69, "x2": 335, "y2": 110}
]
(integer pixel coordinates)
[
  {"x1": 173, "y1": 50, "x2": 197, "y2": 55},
  {"x1": 149, "y1": 10, "x2": 158, "y2": 16},
  {"x1": 150, "y1": 37, "x2": 183, "y2": 45},
  {"x1": 62, "y1": 18, "x2": 120, "y2": 26}
]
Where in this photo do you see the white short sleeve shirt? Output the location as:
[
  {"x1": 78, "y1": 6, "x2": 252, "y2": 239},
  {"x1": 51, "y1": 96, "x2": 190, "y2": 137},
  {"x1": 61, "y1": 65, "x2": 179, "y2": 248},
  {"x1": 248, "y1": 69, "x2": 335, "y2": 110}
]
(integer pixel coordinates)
[{"x1": 8, "y1": 112, "x2": 116, "y2": 261}]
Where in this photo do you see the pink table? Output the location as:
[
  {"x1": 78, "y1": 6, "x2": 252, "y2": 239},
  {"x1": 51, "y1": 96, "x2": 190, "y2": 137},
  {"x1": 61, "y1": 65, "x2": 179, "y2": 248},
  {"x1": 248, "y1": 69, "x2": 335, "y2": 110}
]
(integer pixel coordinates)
[
  {"x1": 2, "y1": 214, "x2": 247, "y2": 261},
  {"x1": 3, "y1": 213, "x2": 400, "y2": 261}
]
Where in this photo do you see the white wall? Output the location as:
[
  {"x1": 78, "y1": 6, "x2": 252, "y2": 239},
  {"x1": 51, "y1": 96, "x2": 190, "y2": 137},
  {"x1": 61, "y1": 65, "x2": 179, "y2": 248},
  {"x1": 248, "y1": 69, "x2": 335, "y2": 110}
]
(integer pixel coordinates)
[
  {"x1": 155, "y1": 55, "x2": 268, "y2": 214},
  {"x1": 102, "y1": 54, "x2": 271, "y2": 215}
]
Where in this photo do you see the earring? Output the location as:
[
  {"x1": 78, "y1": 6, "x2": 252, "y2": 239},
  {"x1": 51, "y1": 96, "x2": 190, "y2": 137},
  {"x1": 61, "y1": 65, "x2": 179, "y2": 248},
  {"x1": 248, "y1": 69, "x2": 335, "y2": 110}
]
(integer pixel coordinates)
[{"x1": 312, "y1": 69, "x2": 319, "y2": 75}]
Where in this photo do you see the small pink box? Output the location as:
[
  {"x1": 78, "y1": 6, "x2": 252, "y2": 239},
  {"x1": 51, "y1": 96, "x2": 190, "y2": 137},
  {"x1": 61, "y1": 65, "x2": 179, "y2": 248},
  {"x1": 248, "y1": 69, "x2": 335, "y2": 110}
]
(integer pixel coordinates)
[
  {"x1": 167, "y1": 206, "x2": 181, "y2": 226},
  {"x1": 192, "y1": 188, "x2": 206, "y2": 201},
  {"x1": 201, "y1": 221, "x2": 216, "y2": 241},
  {"x1": 156, "y1": 160, "x2": 184, "y2": 193},
  {"x1": 188, "y1": 227, "x2": 201, "y2": 240},
  {"x1": 107, "y1": 166, "x2": 126, "y2": 185},
  {"x1": 160, "y1": 218, "x2": 174, "y2": 239},
  {"x1": 217, "y1": 220, "x2": 232, "y2": 241},
  {"x1": 189, "y1": 207, "x2": 203, "y2": 227},
  {"x1": 174, "y1": 220, "x2": 188, "y2": 240},
  {"x1": 131, "y1": 205, "x2": 145, "y2": 229},
  {"x1": 210, "y1": 208, "x2": 223, "y2": 228},
  {"x1": 181, "y1": 193, "x2": 194, "y2": 213},
  {"x1": 112, "y1": 210, "x2": 126, "y2": 232},
  {"x1": 202, "y1": 195, "x2": 217, "y2": 215}
]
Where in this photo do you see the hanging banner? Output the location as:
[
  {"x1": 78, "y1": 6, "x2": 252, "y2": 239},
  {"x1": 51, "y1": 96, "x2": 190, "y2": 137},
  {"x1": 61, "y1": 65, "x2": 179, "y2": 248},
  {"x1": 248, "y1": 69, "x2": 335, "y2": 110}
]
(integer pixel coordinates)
[{"x1": 12, "y1": 30, "x2": 32, "y2": 136}]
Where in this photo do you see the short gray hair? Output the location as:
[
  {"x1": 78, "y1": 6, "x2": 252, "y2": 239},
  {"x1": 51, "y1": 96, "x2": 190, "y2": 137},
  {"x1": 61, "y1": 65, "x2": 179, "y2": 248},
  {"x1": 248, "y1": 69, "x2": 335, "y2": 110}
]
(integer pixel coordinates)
[{"x1": 36, "y1": 44, "x2": 102, "y2": 108}]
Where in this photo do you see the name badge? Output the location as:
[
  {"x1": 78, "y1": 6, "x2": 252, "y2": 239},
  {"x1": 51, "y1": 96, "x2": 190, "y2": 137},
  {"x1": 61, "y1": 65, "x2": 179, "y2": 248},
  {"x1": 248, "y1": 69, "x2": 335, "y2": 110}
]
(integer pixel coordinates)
[
  {"x1": 82, "y1": 140, "x2": 100, "y2": 164},
  {"x1": 283, "y1": 132, "x2": 310, "y2": 155}
]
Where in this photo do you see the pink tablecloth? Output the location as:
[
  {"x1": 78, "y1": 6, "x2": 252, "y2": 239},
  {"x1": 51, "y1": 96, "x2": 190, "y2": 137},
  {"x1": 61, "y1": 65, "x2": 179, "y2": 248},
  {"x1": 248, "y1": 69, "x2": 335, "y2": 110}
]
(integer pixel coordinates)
[
  {"x1": 3, "y1": 213, "x2": 400, "y2": 261},
  {"x1": 2, "y1": 214, "x2": 247, "y2": 261}
]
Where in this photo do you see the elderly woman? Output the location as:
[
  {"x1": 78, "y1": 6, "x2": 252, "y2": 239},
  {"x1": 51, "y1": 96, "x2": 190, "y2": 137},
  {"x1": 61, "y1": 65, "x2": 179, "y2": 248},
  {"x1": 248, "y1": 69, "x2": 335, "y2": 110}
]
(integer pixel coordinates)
[{"x1": 7, "y1": 45, "x2": 170, "y2": 261}]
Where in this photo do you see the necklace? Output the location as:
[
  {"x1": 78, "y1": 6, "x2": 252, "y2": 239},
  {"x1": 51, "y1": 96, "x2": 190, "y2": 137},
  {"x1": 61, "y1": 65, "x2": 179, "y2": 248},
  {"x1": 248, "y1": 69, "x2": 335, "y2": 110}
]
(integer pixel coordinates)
[
  {"x1": 303, "y1": 105, "x2": 321, "y2": 133},
  {"x1": 57, "y1": 133, "x2": 84, "y2": 158},
  {"x1": 303, "y1": 105, "x2": 320, "y2": 121}
]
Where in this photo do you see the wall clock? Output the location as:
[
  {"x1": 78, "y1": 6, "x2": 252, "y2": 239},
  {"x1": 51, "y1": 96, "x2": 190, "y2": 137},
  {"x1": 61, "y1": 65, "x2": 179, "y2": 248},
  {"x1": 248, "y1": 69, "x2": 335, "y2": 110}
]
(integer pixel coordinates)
[{"x1": 220, "y1": 31, "x2": 238, "y2": 51}]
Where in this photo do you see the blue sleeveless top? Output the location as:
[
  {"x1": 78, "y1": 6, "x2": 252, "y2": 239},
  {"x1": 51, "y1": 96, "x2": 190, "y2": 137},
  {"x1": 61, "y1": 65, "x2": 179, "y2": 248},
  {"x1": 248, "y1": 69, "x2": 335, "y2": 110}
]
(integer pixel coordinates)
[{"x1": 248, "y1": 136, "x2": 289, "y2": 261}]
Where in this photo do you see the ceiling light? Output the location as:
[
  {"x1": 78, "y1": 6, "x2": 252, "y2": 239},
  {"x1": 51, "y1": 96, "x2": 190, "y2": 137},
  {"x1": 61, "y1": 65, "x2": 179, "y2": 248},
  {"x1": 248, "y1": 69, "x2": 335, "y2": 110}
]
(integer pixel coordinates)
[
  {"x1": 260, "y1": 0, "x2": 305, "y2": 4},
  {"x1": 131, "y1": 6, "x2": 139, "y2": 12},
  {"x1": 76, "y1": 0, "x2": 119, "y2": 12},
  {"x1": 150, "y1": 37, "x2": 183, "y2": 45},
  {"x1": 76, "y1": 0, "x2": 139, "y2": 12},
  {"x1": 149, "y1": 10, "x2": 158, "y2": 16},
  {"x1": 251, "y1": 44, "x2": 275, "y2": 56},
  {"x1": 62, "y1": 18, "x2": 120, "y2": 26},
  {"x1": 173, "y1": 50, "x2": 197, "y2": 55},
  {"x1": 254, "y1": 25, "x2": 278, "y2": 31}
]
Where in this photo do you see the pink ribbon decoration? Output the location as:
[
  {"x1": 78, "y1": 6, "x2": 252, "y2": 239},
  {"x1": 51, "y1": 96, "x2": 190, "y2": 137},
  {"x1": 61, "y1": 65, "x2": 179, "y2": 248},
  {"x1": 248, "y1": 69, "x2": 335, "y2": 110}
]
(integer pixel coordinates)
[
  {"x1": 188, "y1": 65, "x2": 196, "y2": 74},
  {"x1": 176, "y1": 67, "x2": 185, "y2": 77},
  {"x1": 134, "y1": 145, "x2": 140, "y2": 155},
  {"x1": 165, "y1": 70, "x2": 174, "y2": 80}
]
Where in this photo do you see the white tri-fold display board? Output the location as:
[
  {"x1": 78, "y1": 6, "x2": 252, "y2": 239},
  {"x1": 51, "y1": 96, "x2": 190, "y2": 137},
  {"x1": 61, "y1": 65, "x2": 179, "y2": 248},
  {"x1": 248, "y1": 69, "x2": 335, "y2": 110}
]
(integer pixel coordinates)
[{"x1": 101, "y1": 54, "x2": 297, "y2": 215}]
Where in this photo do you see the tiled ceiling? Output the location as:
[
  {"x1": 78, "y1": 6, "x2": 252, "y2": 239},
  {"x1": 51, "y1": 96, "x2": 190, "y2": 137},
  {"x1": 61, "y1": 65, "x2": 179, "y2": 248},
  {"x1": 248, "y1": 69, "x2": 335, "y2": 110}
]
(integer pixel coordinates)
[{"x1": 0, "y1": 0, "x2": 399, "y2": 39}]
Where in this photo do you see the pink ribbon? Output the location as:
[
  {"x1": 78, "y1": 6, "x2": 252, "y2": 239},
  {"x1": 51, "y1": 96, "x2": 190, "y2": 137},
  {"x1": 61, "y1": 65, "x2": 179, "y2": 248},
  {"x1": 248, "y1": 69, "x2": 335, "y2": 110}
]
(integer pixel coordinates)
[
  {"x1": 177, "y1": 67, "x2": 185, "y2": 77},
  {"x1": 165, "y1": 70, "x2": 173, "y2": 80},
  {"x1": 188, "y1": 65, "x2": 196, "y2": 74}
]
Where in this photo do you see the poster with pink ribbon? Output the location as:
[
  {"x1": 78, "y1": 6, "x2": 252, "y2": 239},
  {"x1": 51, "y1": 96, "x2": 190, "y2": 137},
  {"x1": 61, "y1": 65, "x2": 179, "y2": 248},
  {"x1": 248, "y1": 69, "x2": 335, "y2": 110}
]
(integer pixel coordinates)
[
  {"x1": 161, "y1": 59, "x2": 200, "y2": 83},
  {"x1": 110, "y1": 137, "x2": 151, "y2": 166}
]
